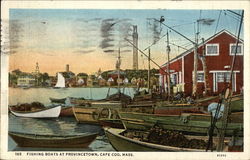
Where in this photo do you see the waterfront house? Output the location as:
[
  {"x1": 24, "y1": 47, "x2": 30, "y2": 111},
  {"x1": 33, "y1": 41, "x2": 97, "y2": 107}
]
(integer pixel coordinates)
[
  {"x1": 17, "y1": 75, "x2": 36, "y2": 87},
  {"x1": 159, "y1": 30, "x2": 243, "y2": 96},
  {"x1": 77, "y1": 73, "x2": 88, "y2": 86}
]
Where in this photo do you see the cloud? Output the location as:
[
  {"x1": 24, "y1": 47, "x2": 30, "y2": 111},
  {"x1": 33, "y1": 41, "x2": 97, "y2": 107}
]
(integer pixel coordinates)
[{"x1": 74, "y1": 49, "x2": 95, "y2": 54}]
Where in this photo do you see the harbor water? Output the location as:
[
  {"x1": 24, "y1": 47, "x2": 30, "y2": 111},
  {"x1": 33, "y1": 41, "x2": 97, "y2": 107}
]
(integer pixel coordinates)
[{"x1": 8, "y1": 87, "x2": 137, "y2": 151}]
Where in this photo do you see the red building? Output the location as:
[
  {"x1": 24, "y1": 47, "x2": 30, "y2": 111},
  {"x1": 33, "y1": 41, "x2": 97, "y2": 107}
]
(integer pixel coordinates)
[{"x1": 160, "y1": 30, "x2": 243, "y2": 96}]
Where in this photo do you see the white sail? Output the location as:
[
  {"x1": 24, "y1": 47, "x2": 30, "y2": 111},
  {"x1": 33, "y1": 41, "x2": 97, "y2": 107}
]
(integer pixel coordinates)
[{"x1": 55, "y1": 73, "x2": 66, "y2": 88}]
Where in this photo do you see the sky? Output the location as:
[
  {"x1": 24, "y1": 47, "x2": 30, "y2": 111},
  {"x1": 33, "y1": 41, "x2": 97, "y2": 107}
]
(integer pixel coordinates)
[{"x1": 8, "y1": 9, "x2": 243, "y2": 76}]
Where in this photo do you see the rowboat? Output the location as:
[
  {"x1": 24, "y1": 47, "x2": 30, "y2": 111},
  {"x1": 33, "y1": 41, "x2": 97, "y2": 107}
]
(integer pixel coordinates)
[
  {"x1": 9, "y1": 102, "x2": 47, "y2": 111},
  {"x1": 73, "y1": 106, "x2": 100, "y2": 124},
  {"x1": 10, "y1": 106, "x2": 61, "y2": 118},
  {"x1": 9, "y1": 131, "x2": 98, "y2": 148},
  {"x1": 49, "y1": 97, "x2": 66, "y2": 104},
  {"x1": 119, "y1": 112, "x2": 243, "y2": 136},
  {"x1": 60, "y1": 106, "x2": 74, "y2": 117},
  {"x1": 105, "y1": 128, "x2": 212, "y2": 151},
  {"x1": 72, "y1": 102, "x2": 123, "y2": 124}
]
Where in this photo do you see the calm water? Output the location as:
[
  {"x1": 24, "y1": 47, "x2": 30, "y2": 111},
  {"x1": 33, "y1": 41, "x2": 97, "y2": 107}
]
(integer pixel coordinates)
[
  {"x1": 9, "y1": 87, "x2": 136, "y2": 105},
  {"x1": 8, "y1": 87, "x2": 137, "y2": 151}
]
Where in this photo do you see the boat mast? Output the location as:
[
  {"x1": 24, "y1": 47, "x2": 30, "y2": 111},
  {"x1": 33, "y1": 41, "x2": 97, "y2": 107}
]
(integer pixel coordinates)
[
  {"x1": 147, "y1": 48, "x2": 151, "y2": 93},
  {"x1": 216, "y1": 10, "x2": 244, "y2": 151},
  {"x1": 166, "y1": 30, "x2": 171, "y2": 100},
  {"x1": 118, "y1": 48, "x2": 121, "y2": 94}
]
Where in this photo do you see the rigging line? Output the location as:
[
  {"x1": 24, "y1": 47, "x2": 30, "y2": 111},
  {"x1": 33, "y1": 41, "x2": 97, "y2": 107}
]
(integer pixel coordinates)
[
  {"x1": 224, "y1": 11, "x2": 241, "y2": 21},
  {"x1": 214, "y1": 10, "x2": 222, "y2": 34},
  {"x1": 217, "y1": 10, "x2": 244, "y2": 152},
  {"x1": 154, "y1": 18, "x2": 196, "y2": 44},
  {"x1": 125, "y1": 38, "x2": 168, "y2": 75},
  {"x1": 198, "y1": 10, "x2": 202, "y2": 34},
  {"x1": 143, "y1": 31, "x2": 168, "y2": 51},
  {"x1": 168, "y1": 42, "x2": 189, "y2": 51},
  {"x1": 226, "y1": 9, "x2": 242, "y2": 17}
]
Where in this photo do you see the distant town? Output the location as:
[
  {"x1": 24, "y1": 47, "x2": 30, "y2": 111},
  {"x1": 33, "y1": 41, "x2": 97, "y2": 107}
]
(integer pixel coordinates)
[{"x1": 9, "y1": 63, "x2": 160, "y2": 88}]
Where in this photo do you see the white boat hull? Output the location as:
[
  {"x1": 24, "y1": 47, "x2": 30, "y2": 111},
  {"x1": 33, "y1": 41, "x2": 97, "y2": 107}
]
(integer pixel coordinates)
[{"x1": 10, "y1": 106, "x2": 61, "y2": 118}]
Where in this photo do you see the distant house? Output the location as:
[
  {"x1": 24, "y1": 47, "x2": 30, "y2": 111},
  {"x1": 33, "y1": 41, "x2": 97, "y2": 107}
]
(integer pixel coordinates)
[
  {"x1": 17, "y1": 75, "x2": 36, "y2": 87},
  {"x1": 160, "y1": 30, "x2": 243, "y2": 96},
  {"x1": 77, "y1": 73, "x2": 88, "y2": 86},
  {"x1": 107, "y1": 77, "x2": 114, "y2": 86},
  {"x1": 131, "y1": 77, "x2": 137, "y2": 85},
  {"x1": 108, "y1": 70, "x2": 125, "y2": 85}
]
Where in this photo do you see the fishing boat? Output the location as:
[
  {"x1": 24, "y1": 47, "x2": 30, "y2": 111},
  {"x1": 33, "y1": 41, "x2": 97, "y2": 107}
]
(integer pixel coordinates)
[
  {"x1": 54, "y1": 72, "x2": 66, "y2": 88},
  {"x1": 73, "y1": 106, "x2": 100, "y2": 124},
  {"x1": 9, "y1": 105, "x2": 62, "y2": 118},
  {"x1": 119, "y1": 112, "x2": 243, "y2": 136},
  {"x1": 9, "y1": 102, "x2": 46, "y2": 112},
  {"x1": 60, "y1": 106, "x2": 74, "y2": 117},
  {"x1": 9, "y1": 131, "x2": 98, "y2": 148},
  {"x1": 105, "y1": 128, "x2": 227, "y2": 151},
  {"x1": 49, "y1": 97, "x2": 66, "y2": 104},
  {"x1": 72, "y1": 102, "x2": 122, "y2": 124}
]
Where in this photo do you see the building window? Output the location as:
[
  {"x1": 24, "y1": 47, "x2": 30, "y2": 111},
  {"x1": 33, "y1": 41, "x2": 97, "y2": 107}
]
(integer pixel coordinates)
[
  {"x1": 206, "y1": 44, "x2": 219, "y2": 56},
  {"x1": 170, "y1": 73, "x2": 177, "y2": 85},
  {"x1": 230, "y1": 43, "x2": 243, "y2": 55},
  {"x1": 193, "y1": 71, "x2": 204, "y2": 82},
  {"x1": 197, "y1": 72, "x2": 204, "y2": 82},
  {"x1": 217, "y1": 72, "x2": 230, "y2": 82}
]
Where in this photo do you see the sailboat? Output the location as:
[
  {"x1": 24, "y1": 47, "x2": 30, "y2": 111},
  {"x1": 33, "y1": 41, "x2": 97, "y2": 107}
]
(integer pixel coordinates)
[{"x1": 54, "y1": 73, "x2": 66, "y2": 89}]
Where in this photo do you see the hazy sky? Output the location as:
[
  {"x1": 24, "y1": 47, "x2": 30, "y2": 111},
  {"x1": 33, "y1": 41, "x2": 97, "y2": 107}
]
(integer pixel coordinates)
[{"x1": 9, "y1": 9, "x2": 243, "y2": 75}]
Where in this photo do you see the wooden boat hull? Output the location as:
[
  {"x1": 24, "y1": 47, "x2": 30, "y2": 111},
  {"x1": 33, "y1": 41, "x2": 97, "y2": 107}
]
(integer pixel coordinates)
[
  {"x1": 73, "y1": 106, "x2": 100, "y2": 124},
  {"x1": 99, "y1": 119, "x2": 124, "y2": 129},
  {"x1": 9, "y1": 131, "x2": 97, "y2": 148},
  {"x1": 154, "y1": 105, "x2": 205, "y2": 115},
  {"x1": 10, "y1": 106, "x2": 62, "y2": 118},
  {"x1": 120, "y1": 112, "x2": 243, "y2": 136},
  {"x1": 49, "y1": 97, "x2": 66, "y2": 104},
  {"x1": 60, "y1": 106, "x2": 74, "y2": 117},
  {"x1": 72, "y1": 102, "x2": 123, "y2": 124},
  {"x1": 105, "y1": 128, "x2": 205, "y2": 151}
]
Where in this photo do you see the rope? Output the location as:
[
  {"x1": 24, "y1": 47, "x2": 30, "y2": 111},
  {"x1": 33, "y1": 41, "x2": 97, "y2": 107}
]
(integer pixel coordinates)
[{"x1": 214, "y1": 10, "x2": 222, "y2": 34}]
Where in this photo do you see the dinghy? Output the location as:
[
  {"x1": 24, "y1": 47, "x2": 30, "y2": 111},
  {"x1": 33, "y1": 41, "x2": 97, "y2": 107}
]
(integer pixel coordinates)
[
  {"x1": 9, "y1": 106, "x2": 61, "y2": 118},
  {"x1": 9, "y1": 131, "x2": 98, "y2": 148}
]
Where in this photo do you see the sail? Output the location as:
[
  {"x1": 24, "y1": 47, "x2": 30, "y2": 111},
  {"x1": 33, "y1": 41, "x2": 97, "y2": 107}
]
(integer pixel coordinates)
[{"x1": 55, "y1": 73, "x2": 65, "y2": 88}]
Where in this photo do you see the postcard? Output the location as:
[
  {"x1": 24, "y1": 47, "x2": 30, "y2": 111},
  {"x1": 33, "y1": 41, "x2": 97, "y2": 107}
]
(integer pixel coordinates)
[{"x1": 1, "y1": 1, "x2": 250, "y2": 160}]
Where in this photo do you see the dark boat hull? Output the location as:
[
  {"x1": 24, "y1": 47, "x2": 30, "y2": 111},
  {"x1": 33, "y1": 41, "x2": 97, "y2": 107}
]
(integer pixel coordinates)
[
  {"x1": 60, "y1": 106, "x2": 74, "y2": 117},
  {"x1": 9, "y1": 132, "x2": 98, "y2": 148},
  {"x1": 120, "y1": 112, "x2": 243, "y2": 136},
  {"x1": 105, "y1": 128, "x2": 205, "y2": 151},
  {"x1": 99, "y1": 119, "x2": 124, "y2": 129},
  {"x1": 49, "y1": 98, "x2": 66, "y2": 104}
]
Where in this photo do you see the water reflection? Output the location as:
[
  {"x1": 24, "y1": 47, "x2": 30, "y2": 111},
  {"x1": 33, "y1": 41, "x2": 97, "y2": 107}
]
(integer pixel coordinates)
[{"x1": 8, "y1": 114, "x2": 113, "y2": 151}]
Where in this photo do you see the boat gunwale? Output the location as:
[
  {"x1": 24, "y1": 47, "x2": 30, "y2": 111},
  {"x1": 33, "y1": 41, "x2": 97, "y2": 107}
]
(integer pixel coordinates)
[
  {"x1": 9, "y1": 105, "x2": 61, "y2": 114},
  {"x1": 9, "y1": 131, "x2": 98, "y2": 140},
  {"x1": 105, "y1": 128, "x2": 205, "y2": 152}
]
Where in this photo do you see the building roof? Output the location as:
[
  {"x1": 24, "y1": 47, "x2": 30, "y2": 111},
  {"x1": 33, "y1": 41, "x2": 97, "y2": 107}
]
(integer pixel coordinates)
[
  {"x1": 161, "y1": 29, "x2": 244, "y2": 67},
  {"x1": 108, "y1": 70, "x2": 125, "y2": 75}
]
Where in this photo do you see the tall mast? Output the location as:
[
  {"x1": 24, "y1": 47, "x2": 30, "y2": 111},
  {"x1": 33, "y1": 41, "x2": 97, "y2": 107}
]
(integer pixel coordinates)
[
  {"x1": 118, "y1": 48, "x2": 121, "y2": 93},
  {"x1": 216, "y1": 10, "x2": 244, "y2": 151},
  {"x1": 192, "y1": 23, "x2": 199, "y2": 98},
  {"x1": 147, "y1": 48, "x2": 151, "y2": 92},
  {"x1": 166, "y1": 30, "x2": 171, "y2": 100}
]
